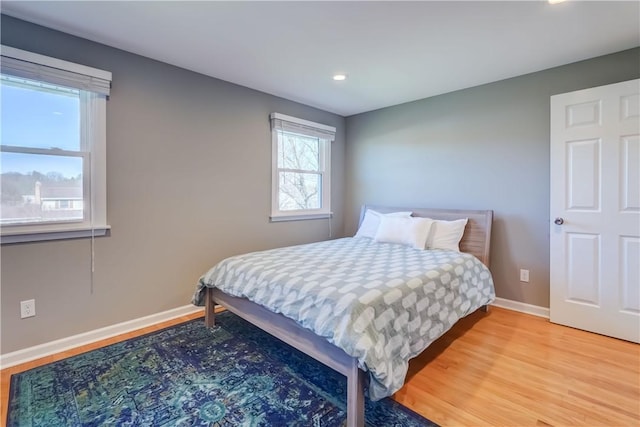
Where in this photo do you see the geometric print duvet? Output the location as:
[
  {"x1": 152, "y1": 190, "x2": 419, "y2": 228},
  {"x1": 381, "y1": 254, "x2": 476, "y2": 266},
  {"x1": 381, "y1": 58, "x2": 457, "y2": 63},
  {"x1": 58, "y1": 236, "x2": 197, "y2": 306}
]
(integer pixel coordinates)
[{"x1": 192, "y1": 237, "x2": 495, "y2": 400}]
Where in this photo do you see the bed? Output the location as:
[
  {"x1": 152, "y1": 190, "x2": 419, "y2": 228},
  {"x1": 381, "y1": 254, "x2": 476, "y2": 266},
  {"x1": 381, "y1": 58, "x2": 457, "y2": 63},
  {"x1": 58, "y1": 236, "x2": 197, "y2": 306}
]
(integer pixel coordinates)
[{"x1": 192, "y1": 206, "x2": 495, "y2": 427}]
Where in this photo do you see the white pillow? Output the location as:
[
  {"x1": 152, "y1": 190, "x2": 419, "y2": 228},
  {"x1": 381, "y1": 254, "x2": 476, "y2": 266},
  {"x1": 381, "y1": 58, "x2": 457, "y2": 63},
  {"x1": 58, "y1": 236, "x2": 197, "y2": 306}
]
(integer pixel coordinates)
[
  {"x1": 354, "y1": 209, "x2": 412, "y2": 239},
  {"x1": 426, "y1": 218, "x2": 468, "y2": 252},
  {"x1": 374, "y1": 216, "x2": 434, "y2": 249}
]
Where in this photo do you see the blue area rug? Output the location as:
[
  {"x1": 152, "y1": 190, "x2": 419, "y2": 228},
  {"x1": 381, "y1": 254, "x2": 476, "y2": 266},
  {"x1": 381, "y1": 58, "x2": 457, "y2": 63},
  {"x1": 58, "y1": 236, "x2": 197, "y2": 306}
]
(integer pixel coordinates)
[{"x1": 8, "y1": 311, "x2": 437, "y2": 426}]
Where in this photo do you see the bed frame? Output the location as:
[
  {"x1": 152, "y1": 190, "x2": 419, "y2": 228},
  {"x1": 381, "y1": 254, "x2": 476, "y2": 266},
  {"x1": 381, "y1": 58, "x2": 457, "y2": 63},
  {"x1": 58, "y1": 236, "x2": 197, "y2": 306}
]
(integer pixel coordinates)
[{"x1": 204, "y1": 206, "x2": 493, "y2": 427}]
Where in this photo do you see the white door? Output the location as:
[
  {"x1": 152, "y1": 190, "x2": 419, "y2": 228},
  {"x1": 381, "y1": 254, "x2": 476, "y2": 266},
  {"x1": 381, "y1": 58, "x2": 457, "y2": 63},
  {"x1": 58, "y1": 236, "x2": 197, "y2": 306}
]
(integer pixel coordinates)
[{"x1": 550, "y1": 79, "x2": 640, "y2": 343}]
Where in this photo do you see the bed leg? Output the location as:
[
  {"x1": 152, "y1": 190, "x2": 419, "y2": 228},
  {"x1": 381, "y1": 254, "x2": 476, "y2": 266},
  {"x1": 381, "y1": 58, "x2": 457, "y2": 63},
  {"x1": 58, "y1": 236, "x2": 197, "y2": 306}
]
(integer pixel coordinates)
[
  {"x1": 346, "y1": 359, "x2": 365, "y2": 427},
  {"x1": 204, "y1": 288, "x2": 215, "y2": 328},
  {"x1": 480, "y1": 304, "x2": 489, "y2": 313}
]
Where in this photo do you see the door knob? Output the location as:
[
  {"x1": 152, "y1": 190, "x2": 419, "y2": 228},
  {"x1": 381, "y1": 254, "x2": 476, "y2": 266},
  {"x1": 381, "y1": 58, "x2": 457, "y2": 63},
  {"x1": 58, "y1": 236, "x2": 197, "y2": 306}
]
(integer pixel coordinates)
[{"x1": 554, "y1": 217, "x2": 564, "y2": 225}]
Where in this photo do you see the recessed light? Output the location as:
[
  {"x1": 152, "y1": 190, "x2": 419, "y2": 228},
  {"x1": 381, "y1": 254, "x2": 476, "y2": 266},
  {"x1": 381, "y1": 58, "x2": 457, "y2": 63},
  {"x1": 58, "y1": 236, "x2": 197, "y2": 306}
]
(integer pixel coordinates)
[
  {"x1": 333, "y1": 74, "x2": 347, "y2": 81},
  {"x1": 548, "y1": 0, "x2": 566, "y2": 4}
]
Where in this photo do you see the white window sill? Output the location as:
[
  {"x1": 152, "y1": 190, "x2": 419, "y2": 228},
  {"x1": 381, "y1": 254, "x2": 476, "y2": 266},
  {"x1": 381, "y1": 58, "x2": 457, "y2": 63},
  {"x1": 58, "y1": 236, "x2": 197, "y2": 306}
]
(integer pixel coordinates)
[
  {"x1": 270, "y1": 212, "x2": 333, "y2": 222},
  {"x1": 1, "y1": 226, "x2": 111, "y2": 245}
]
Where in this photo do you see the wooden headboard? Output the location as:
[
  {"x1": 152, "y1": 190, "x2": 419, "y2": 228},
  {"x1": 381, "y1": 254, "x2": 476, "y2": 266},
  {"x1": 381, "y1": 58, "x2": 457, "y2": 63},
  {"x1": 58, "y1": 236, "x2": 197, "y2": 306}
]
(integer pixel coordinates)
[{"x1": 359, "y1": 205, "x2": 493, "y2": 267}]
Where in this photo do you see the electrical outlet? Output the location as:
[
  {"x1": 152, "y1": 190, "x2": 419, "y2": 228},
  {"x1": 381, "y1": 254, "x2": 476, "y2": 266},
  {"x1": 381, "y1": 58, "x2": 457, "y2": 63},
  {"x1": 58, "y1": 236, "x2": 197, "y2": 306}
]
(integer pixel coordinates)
[
  {"x1": 20, "y1": 299, "x2": 36, "y2": 318},
  {"x1": 519, "y1": 269, "x2": 530, "y2": 283}
]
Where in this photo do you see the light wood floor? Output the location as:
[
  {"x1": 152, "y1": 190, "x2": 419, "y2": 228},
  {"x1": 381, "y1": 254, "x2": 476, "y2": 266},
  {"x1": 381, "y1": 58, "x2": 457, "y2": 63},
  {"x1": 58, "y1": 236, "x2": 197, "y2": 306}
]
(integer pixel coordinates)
[{"x1": 2, "y1": 307, "x2": 639, "y2": 426}]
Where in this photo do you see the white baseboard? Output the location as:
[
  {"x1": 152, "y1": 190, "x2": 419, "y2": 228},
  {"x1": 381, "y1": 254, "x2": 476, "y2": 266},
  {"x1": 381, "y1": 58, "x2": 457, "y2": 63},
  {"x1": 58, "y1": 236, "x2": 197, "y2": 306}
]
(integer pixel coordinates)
[
  {"x1": 491, "y1": 297, "x2": 550, "y2": 318},
  {"x1": 1, "y1": 299, "x2": 548, "y2": 369},
  {"x1": 0, "y1": 304, "x2": 204, "y2": 369}
]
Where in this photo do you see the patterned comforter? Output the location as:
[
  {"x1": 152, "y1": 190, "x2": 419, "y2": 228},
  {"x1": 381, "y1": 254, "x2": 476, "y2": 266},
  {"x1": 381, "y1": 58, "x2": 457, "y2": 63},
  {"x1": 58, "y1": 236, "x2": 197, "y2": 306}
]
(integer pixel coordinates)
[{"x1": 192, "y1": 237, "x2": 495, "y2": 400}]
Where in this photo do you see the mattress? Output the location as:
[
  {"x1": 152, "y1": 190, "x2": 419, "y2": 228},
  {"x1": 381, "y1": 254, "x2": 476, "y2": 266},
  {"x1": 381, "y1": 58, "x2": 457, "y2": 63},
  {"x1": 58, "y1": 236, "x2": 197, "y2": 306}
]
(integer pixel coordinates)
[{"x1": 193, "y1": 237, "x2": 495, "y2": 399}]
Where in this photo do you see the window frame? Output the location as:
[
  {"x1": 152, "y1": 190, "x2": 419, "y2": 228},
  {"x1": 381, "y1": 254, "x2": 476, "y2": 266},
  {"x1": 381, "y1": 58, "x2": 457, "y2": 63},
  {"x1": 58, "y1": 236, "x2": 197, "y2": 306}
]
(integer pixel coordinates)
[
  {"x1": 0, "y1": 45, "x2": 111, "y2": 244},
  {"x1": 270, "y1": 113, "x2": 335, "y2": 222}
]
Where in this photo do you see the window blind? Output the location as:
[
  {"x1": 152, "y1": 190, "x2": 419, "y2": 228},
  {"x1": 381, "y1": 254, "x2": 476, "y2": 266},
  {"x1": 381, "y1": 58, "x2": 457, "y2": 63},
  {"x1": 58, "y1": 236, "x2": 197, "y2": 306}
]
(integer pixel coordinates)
[
  {"x1": 270, "y1": 112, "x2": 336, "y2": 141},
  {"x1": 1, "y1": 45, "x2": 111, "y2": 96}
]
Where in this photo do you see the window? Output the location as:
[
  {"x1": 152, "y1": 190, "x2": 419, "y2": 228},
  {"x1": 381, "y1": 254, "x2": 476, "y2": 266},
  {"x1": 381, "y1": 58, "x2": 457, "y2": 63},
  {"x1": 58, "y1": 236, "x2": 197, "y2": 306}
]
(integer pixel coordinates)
[
  {"x1": 0, "y1": 46, "x2": 111, "y2": 244},
  {"x1": 270, "y1": 113, "x2": 335, "y2": 221}
]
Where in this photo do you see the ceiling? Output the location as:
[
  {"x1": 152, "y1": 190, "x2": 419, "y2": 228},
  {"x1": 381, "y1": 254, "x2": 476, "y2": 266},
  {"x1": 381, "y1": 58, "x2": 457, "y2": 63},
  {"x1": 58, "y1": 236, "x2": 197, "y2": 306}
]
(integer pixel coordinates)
[{"x1": 2, "y1": 1, "x2": 639, "y2": 116}]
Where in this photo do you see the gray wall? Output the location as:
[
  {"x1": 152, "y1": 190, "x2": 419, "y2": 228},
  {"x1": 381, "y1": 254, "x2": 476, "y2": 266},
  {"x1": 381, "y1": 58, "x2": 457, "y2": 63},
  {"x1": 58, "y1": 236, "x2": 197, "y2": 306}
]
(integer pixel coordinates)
[
  {"x1": 344, "y1": 47, "x2": 640, "y2": 309},
  {"x1": 0, "y1": 16, "x2": 345, "y2": 354}
]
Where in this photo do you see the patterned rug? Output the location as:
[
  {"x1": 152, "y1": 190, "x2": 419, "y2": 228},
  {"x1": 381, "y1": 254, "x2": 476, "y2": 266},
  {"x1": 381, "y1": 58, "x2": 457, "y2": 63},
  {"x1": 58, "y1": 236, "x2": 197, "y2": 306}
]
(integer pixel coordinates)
[{"x1": 8, "y1": 311, "x2": 437, "y2": 426}]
